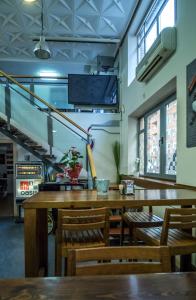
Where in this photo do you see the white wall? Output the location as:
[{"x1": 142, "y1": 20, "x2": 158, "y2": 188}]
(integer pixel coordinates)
[
  {"x1": 120, "y1": 0, "x2": 196, "y2": 187},
  {"x1": 0, "y1": 82, "x2": 120, "y2": 182},
  {"x1": 60, "y1": 112, "x2": 121, "y2": 182},
  {"x1": 0, "y1": 111, "x2": 120, "y2": 183}
]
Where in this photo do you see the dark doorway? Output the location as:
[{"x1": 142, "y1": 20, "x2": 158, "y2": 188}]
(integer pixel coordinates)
[{"x1": 0, "y1": 143, "x2": 14, "y2": 217}]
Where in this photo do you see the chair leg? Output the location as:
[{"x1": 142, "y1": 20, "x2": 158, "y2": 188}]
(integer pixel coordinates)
[
  {"x1": 129, "y1": 226, "x2": 134, "y2": 244},
  {"x1": 180, "y1": 254, "x2": 192, "y2": 272},
  {"x1": 55, "y1": 245, "x2": 62, "y2": 276},
  {"x1": 121, "y1": 219, "x2": 125, "y2": 246},
  {"x1": 64, "y1": 257, "x2": 68, "y2": 276},
  {"x1": 171, "y1": 256, "x2": 176, "y2": 272}
]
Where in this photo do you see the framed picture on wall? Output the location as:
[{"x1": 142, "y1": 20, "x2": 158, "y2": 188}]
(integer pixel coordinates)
[{"x1": 187, "y1": 58, "x2": 196, "y2": 147}]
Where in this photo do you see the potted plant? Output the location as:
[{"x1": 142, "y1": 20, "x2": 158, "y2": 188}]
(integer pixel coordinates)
[{"x1": 59, "y1": 147, "x2": 83, "y2": 183}]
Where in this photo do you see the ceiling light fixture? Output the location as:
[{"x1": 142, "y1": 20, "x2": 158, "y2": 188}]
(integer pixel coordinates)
[
  {"x1": 24, "y1": 0, "x2": 37, "y2": 3},
  {"x1": 33, "y1": 0, "x2": 51, "y2": 59}
]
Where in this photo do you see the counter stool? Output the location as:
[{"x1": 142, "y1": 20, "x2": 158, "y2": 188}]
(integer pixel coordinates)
[{"x1": 121, "y1": 206, "x2": 163, "y2": 245}]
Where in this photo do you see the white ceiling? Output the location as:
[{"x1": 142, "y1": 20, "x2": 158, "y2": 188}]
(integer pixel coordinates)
[{"x1": 0, "y1": 0, "x2": 151, "y2": 75}]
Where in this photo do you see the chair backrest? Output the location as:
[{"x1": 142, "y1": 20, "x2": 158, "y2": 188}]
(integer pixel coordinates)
[
  {"x1": 57, "y1": 207, "x2": 109, "y2": 245},
  {"x1": 160, "y1": 208, "x2": 196, "y2": 245},
  {"x1": 67, "y1": 246, "x2": 171, "y2": 276}
]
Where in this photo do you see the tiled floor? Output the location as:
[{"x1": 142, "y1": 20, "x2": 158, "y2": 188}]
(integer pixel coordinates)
[
  {"x1": 0, "y1": 217, "x2": 55, "y2": 278},
  {"x1": 0, "y1": 194, "x2": 14, "y2": 217},
  {"x1": 0, "y1": 217, "x2": 121, "y2": 278}
]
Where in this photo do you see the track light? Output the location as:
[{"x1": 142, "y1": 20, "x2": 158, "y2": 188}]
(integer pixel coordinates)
[
  {"x1": 34, "y1": 36, "x2": 51, "y2": 59},
  {"x1": 33, "y1": 0, "x2": 51, "y2": 59}
]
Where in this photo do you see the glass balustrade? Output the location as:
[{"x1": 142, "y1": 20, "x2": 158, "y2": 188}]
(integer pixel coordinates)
[{"x1": 0, "y1": 80, "x2": 88, "y2": 171}]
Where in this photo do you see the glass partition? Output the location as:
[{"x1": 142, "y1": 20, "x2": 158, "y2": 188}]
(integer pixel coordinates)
[
  {"x1": 34, "y1": 84, "x2": 74, "y2": 110},
  {"x1": 10, "y1": 86, "x2": 48, "y2": 143},
  {"x1": 0, "y1": 84, "x2": 5, "y2": 115},
  {"x1": 0, "y1": 79, "x2": 88, "y2": 171}
]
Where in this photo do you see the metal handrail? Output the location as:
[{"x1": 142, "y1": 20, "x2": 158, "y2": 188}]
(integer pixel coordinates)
[
  {"x1": 4, "y1": 81, "x2": 88, "y2": 143},
  {"x1": 0, "y1": 70, "x2": 97, "y2": 180},
  {"x1": 0, "y1": 70, "x2": 90, "y2": 137}
]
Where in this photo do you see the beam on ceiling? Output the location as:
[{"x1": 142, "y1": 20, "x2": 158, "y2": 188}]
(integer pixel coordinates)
[
  {"x1": 114, "y1": 0, "x2": 142, "y2": 60},
  {"x1": 32, "y1": 36, "x2": 120, "y2": 44}
]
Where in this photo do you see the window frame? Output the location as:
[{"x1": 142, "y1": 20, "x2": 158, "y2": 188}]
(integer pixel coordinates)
[
  {"x1": 137, "y1": 0, "x2": 176, "y2": 64},
  {"x1": 138, "y1": 93, "x2": 177, "y2": 180}
]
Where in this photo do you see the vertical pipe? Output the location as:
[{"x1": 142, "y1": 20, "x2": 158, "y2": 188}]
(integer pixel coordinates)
[
  {"x1": 47, "y1": 109, "x2": 53, "y2": 157},
  {"x1": 5, "y1": 80, "x2": 11, "y2": 130}
]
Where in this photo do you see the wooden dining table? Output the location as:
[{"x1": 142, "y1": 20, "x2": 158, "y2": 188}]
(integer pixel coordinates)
[
  {"x1": 23, "y1": 189, "x2": 196, "y2": 277},
  {"x1": 1, "y1": 272, "x2": 196, "y2": 299}
]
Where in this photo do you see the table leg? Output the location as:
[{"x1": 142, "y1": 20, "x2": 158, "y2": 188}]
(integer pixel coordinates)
[
  {"x1": 180, "y1": 255, "x2": 192, "y2": 272},
  {"x1": 24, "y1": 208, "x2": 48, "y2": 277},
  {"x1": 180, "y1": 205, "x2": 193, "y2": 271}
]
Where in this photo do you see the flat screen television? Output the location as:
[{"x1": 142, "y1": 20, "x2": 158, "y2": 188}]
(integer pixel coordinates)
[{"x1": 68, "y1": 74, "x2": 118, "y2": 106}]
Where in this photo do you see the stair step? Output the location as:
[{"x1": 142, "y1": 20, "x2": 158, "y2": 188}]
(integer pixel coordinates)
[
  {"x1": 32, "y1": 146, "x2": 47, "y2": 152},
  {"x1": 0, "y1": 120, "x2": 6, "y2": 126},
  {"x1": 0, "y1": 117, "x2": 61, "y2": 171},
  {"x1": 42, "y1": 154, "x2": 56, "y2": 160},
  {"x1": 25, "y1": 141, "x2": 39, "y2": 146}
]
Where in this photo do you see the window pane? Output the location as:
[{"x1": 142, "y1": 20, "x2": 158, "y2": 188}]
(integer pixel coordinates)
[
  {"x1": 145, "y1": 0, "x2": 165, "y2": 33},
  {"x1": 139, "y1": 132, "x2": 144, "y2": 175},
  {"x1": 137, "y1": 27, "x2": 145, "y2": 44},
  {"x1": 159, "y1": 0, "x2": 175, "y2": 32},
  {"x1": 140, "y1": 118, "x2": 144, "y2": 131},
  {"x1": 138, "y1": 39, "x2": 145, "y2": 62},
  {"x1": 165, "y1": 100, "x2": 177, "y2": 175},
  {"x1": 146, "y1": 22, "x2": 157, "y2": 52},
  {"x1": 147, "y1": 110, "x2": 160, "y2": 173}
]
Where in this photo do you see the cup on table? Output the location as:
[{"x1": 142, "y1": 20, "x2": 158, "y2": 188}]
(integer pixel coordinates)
[{"x1": 96, "y1": 179, "x2": 110, "y2": 196}]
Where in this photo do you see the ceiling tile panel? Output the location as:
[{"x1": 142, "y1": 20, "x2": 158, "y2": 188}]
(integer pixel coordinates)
[
  {"x1": 49, "y1": 14, "x2": 72, "y2": 33},
  {"x1": 75, "y1": 0, "x2": 100, "y2": 15},
  {"x1": 75, "y1": 15, "x2": 99, "y2": 34},
  {"x1": 0, "y1": 0, "x2": 137, "y2": 71}
]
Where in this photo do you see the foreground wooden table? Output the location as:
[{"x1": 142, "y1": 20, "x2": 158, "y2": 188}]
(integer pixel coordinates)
[
  {"x1": 23, "y1": 189, "x2": 196, "y2": 277},
  {"x1": 1, "y1": 273, "x2": 196, "y2": 299}
]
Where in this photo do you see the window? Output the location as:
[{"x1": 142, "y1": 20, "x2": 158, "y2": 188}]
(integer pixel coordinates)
[
  {"x1": 137, "y1": 0, "x2": 175, "y2": 63},
  {"x1": 138, "y1": 95, "x2": 177, "y2": 179}
]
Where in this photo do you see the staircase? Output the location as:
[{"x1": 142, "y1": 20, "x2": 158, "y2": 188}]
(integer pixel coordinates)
[
  {"x1": 0, "y1": 116, "x2": 61, "y2": 171},
  {"x1": 0, "y1": 70, "x2": 96, "y2": 179}
]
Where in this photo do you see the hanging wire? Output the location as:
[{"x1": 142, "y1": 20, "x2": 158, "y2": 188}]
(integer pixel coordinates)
[{"x1": 41, "y1": 0, "x2": 44, "y2": 36}]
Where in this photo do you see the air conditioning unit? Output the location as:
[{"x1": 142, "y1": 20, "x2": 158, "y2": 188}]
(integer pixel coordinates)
[
  {"x1": 97, "y1": 55, "x2": 114, "y2": 72},
  {"x1": 136, "y1": 27, "x2": 177, "y2": 82}
]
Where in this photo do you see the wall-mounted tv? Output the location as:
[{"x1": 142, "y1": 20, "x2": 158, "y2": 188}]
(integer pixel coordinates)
[{"x1": 68, "y1": 74, "x2": 118, "y2": 106}]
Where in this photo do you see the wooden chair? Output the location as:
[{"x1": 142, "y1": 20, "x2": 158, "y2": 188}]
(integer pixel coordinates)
[
  {"x1": 109, "y1": 209, "x2": 129, "y2": 244},
  {"x1": 55, "y1": 207, "x2": 109, "y2": 276},
  {"x1": 135, "y1": 208, "x2": 196, "y2": 270},
  {"x1": 121, "y1": 206, "x2": 163, "y2": 244},
  {"x1": 67, "y1": 246, "x2": 171, "y2": 276}
]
